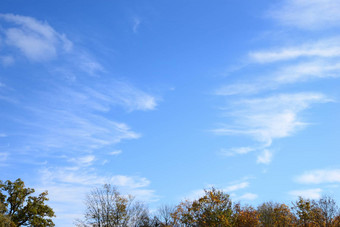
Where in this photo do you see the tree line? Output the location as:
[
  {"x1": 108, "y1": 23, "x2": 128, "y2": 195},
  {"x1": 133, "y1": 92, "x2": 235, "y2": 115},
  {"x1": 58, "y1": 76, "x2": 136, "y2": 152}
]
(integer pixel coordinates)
[{"x1": 1, "y1": 179, "x2": 340, "y2": 226}]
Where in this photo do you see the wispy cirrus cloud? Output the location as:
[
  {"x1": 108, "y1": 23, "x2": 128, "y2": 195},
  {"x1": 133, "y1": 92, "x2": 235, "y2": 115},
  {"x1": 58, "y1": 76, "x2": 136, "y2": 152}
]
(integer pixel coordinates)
[
  {"x1": 0, "y1": 13, "x2": 72, "y2": 61},
  {"x1": 214, "y1": 93, "x2": 330, "y2": 164},
  {"x1": 10, "y1": 79, "x2": 157, "y2": 154},
  {"x1": 268, "y1": 0, "x2": 340, "y2": 30},
  {"x1": 0, "y1": 14, "x2": 158, "y2": 156},
  {"x1": 216, "y1": 38, "x2": 340, "y2": 96},
  {"x1": 109, "y1": 150, "x2": 122, "y2": 155},
  {"x1": 220, "y1": 146, "x2": 255, "y2": 156},
  {"x1": 38, "y1": 165, "x2": 156, "y2": 225},
  {"x1": 0, "y1": 14, "x2": 159, "y2": 226},
  {"x1": 224, "y1": 182, "x2": 249, "y2": 192},
  {"x1": 235, "y1": 193, "x2": 258, "y2": 201},
  {"x1": 214, "y1": 12, "x2": 338, "y2": 164},
  {"x1": 289, "y1": 188, "x2": 322, "y2": 200},
  {"x1": 132, "y1": 17, "x2": 141, "y2": 33},
  {"x1": 185, "y1": 180, "x2": 253, "y2": 201},
  {"x1": 216, "y1": 61, "x2": 340, "y2": 96},
  {"x1": 295, "y1": 169, "x2": 340, "y2": 184},
  {"x1": 249, "y1": 37, "x2": 340, "y2": 63},
  {"x1": 214, "y1": 93, "x2": 329, "y2": 145}
]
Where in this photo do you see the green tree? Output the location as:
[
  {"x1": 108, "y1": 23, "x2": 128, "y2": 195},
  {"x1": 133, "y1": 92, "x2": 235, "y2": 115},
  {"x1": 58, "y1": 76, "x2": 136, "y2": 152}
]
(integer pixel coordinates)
[
  {"x1": 0, "y1": 178, "x2": 55, "y2": 226},
  {"x1": 171, "y1": 188, "x2": 233, "y2": 226}
]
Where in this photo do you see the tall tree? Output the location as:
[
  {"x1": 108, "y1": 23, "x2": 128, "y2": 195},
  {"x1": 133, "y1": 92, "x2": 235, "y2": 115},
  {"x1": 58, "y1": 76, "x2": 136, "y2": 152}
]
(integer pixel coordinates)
[
  {"x1": 78, "y1": 184, "x2": 148, "y2": 227},
  {"x1": 0, "y1": 178, "x2": 55, "y2": 226},
  {"x1": 155, "y1": 205, "x2": 175, "y2": 226},
  {"x1": 316, "y1": 195, "x2": 339, "y2": 227},
  {"x1": 292, "y1": 197, "x2": 321, "y2": 227},
  {"x1": 171, "y1": 188, "x2": 233, "y2": 226},
  {"x1": 257, "y1": 201, "x2": 296, "y2": 226},
  {"x1": 232, "y1": 203, "x2": 259, "y2": 227}
]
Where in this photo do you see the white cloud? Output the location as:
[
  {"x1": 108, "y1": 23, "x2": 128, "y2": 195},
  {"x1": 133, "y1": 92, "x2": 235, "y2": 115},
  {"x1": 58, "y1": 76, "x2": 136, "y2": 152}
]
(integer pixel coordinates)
[
  {"x1": 38, "y1": 165, "x2": 156, "y2": 225},
  {"x1": 9, "y1": 78, "x2": 158, "y2": 154},
  {"x1": 186, "y1": 181, "x2": 250, "y2": 201},
  {"x1": 249, "y1": 37, "x2": 340, "y2": 63},
  {"x1": 256, "y1": 149, "x2": 273, "y2": 164},
  {"x1": 224, "y1": 182, "x2": 249, "y2": 192},
  {"x1": 69, "y1": 155, "x2": 96, "y2": 166},
  {"x1": 295, "y1": 169, "x2": 340, "y2": 184},
  {"x1": 186, "y1": 189, "x2": 206, "y2": 200},
  {"x1": 40, "y1": 166, "x2": 151, "y2": 189},
  {"x1": 268, "y1": 0, "x2": 340, "y2": 30},
  {"x1": 220, "y1": 147, "x2": 255, "y2": 156},
  {"x1": 112, "y1": 82, "x2": 158, "y2": 111},
  {"x1": 217, "y1": 38, "x2": 340, "y2": 96},
  {"x1": 109, "y1": 150, "x2": 122, "y2": 155},
  {"x1": 132, "y1": 17, "x2": 141, "y2": 33},
  {"x1": 213, "y1": 93, "x2": 329, "y2": 164},
  {"x1": 274, "y1": 60, "x2": 340, "y2": 83},
  {"x1": 214, "y1": 93, "x2": 329, "y2": 145},
  {"x1": 289, "y1": 188, "x2": 322, "y2": 200},
  {"x1": 82, "y1": 82, "x2": 157, "y2": 112},
  {"x1": 0, "y1": 13, "x2": 159, "y2": 226},
  {"x1": 0, "y1": 14, "x2": 72, "y2": 61},
  {"x1": 77, "y1": 53, "x2": 105, "y2": 75},
  {"x1": 215, "y1": 83, "x2": 271, "y2": 96},
  {"x1": 216, "y1": 60, "x2": 340, "y2": 96},
  {"x1": 235, "y1": 193, "x2": 258, "y2": 201}
]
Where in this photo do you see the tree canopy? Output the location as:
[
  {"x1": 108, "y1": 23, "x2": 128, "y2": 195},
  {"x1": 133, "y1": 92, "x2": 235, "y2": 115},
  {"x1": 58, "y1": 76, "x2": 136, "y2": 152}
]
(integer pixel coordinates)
[{"x1": 0, "y1": 178, "x2": 55, "y2": 226}]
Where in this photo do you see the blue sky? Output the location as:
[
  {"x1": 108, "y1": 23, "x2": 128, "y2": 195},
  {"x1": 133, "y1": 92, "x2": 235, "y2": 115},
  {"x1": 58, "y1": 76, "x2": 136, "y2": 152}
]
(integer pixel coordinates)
[{"x1": 1, "y1": 0, "x2": 340, "y2": 225}]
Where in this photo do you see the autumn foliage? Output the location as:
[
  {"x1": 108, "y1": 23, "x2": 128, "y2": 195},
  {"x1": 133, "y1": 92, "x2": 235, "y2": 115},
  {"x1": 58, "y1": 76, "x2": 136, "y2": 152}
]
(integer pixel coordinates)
[
  {"x1": 2, "y1": 179, "x2": 340, "y2": 227},
  {"x1": 168, "y1": 188, "x2": 340, "y2": 227}
]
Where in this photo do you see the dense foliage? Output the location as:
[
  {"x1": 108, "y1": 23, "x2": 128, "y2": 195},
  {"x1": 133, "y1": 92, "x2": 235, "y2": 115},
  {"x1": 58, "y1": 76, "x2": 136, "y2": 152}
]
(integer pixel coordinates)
[
  {"x1": 78, "y1": 186, "x2": 340, "y2": 227},
  {"x1": 0, "y1": 178, "x2": 55, "y2": 226},
  {"x1": 1, "y1": 179, "x2": 340, "y2": 227}
]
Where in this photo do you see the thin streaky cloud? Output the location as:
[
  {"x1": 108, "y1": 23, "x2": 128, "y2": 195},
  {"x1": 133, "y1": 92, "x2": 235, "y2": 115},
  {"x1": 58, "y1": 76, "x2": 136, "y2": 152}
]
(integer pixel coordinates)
[
  {"x1": 68, "y1": 155, "x2": 96, "y2": 166},
  {"x1": 109, "y1": 150, "x2": 122, "y2": 155},
  {"x1": 249, "y1": 37, "x2": 340, "y2": 63},
  {"x1": 224, "y1": 182, "x2": 249, "y2": 192},
  {"x1": 235, "y1": 193, "x2": 258, "y2": 201},
  {"x1": 0, "y1": 14, "x2": 158, "y2": 164},
  {"x1": 213, "y1": 93, "x2": 330, "y2": 164},
  {"x1": 274, "y1": 60, "x2": 340, "y2": 83},
  {"x1": 220, "y1": 147, "x2": 255, "y2": 156},
  {"x1": 38, "y1": 165, "x2": 155, "y2": 225},
  {"x1": 289, "y1": 188, "x2": 322, "y2": 200},
  {"x1": 267, "y1": 0, "x2": 340, "y2": 30},
  {"x1": 295, "y1": 169, "x2": 340, "y2": 184},
  {"x1": 216, "y1": 60, "x2": 340, "y2": 96},
  {"x1": 214, "y1": 93, "x2": 329, "y2": 145},
  {"x1": 40, "y1": 166, "x2": 153, "y2": 193},
  {"x1": 185, "y1": 181, "x2": 250, "y2": 201}
]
